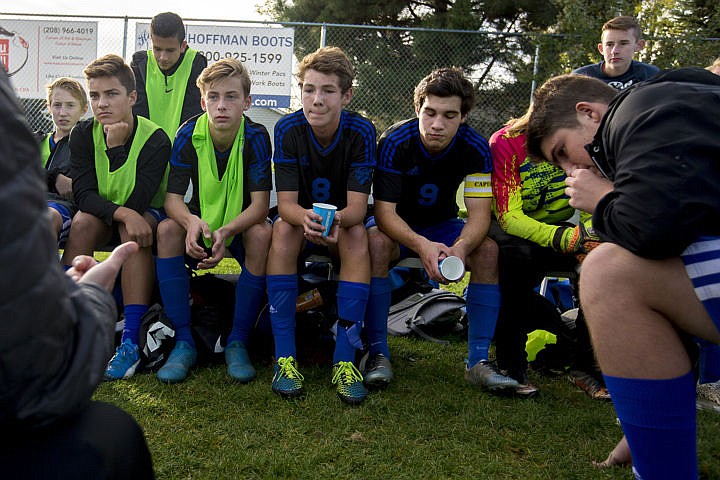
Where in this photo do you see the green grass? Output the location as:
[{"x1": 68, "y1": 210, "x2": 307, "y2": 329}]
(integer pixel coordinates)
[{"x1": 94, "y1": 258, "x2": 720, "y2": 479}]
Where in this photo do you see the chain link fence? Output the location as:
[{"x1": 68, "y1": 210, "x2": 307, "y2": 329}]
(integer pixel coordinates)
[{"x1": 2, "y1": 12, "x2": 718, "y2": 139}]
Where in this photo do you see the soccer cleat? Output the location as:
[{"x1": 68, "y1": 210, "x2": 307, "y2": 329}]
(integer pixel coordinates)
[
  {"x1": 224, "y1": 341, "x2": 256, "y2": 383},
  {"x1": 156, "y1": 341, "x2": 197, "y2": 384},
  {"x1": 105, "y1": 338, "x2": 140, "y2": 381},
  {"x1": 568, "y1": 370, "x2": 611, "y2": 401},
  {"x1": 362, "y1": 353, "x2": 394, "y2": 389},
  {"x1": 514, "y1": 383, "x2": 540, "y2": 397},
  {"x1": 272, "y1": 356, "x2": 305, "y2": 398},
  {"x1": 696, "y1": 381, "x2": 720, "y2": 413},
  {"x1": 500, "y1": 368, "x2": 539, "y2": 398},
  {"x1": 332, "y1": 361, "x2": 368, "y2": 405},
  {"x1": 464, "y1": 360, "x2": 520, "y2": 392}
]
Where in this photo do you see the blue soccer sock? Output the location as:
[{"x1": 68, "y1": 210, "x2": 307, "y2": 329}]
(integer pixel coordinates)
[
  {"x1": 334, "y1": 327, "x2": 356, "y2": 365},
  {"x1": 156, "y1": 256, "x2": 194, "y2": 346},
  {"x1": 334, "y1": 281, "x2": 370, "y2": 363},
  {"x1": 267, "y1": 274, "x2": 298, "y2": 359},
  {"x1": 466, "y1": 283, "x2": 501, "y2": 367},
  {"x1": 227, "y1": 266, "x2": 266, "y2": 345},
  {"x1": 604, "y1": 371, "x2": 697, "y2": 480},
  {"x1": 364, "y1": 277, "x2": 392, "y2": 358},
  {"x1": 121, "y1": 304, "x2": 148, "y2": 345},
  {"x1": 697, "y1": 338, "x2": 720, "y2": 384},
  {"x1": 112, "y1": 279, "x2": 124, "y2": 310}
]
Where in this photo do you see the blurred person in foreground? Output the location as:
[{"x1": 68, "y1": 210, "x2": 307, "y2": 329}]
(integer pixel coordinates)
[{"x1": 0, "y1": 66, "x2": 153, "y2": 479}]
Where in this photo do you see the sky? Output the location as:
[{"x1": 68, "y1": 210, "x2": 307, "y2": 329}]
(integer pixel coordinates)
[{"x1": 2, "y1": 0, "x2": 269, "y2": 22}]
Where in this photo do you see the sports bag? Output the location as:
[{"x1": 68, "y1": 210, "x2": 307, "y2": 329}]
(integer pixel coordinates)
[
  {"x1": 189, "y1": 273, "x2": 235, "y2": 366},
  {"x1": 387, "y1": 289, "x2": 466, "y2": 345},
  {"x1": 137, "y1": 303, "x2": 175, "y2": 371}
]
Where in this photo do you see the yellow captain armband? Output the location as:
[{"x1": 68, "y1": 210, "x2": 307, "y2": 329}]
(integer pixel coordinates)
[{"x1": 463, "y1": 173, "x2": 492, "y2": 198}]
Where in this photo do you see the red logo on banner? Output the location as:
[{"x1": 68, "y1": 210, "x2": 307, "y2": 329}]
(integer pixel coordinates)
[{"x1": 0, "y1": 38, "x2": 9, "y2": 71}]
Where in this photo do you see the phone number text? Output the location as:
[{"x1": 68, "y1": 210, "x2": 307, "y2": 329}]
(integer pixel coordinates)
[{"x1": 203, "y1": 51, "x2": 282, "y2": 63}]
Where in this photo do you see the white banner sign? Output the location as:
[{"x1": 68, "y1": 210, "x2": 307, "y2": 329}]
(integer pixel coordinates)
[
  {"x1": 136, "y1": 23, "x2": 294, "y2": 108},
  {"x1": 0, "y1": 20, "x2": 98, "y2": 98}
]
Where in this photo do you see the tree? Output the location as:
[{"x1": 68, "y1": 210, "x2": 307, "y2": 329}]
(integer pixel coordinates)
[
  {"x1": 262, "y1": 0, "x2": 558, "y2": 133},
  {"x1": 640, "y1": 0, "x2": 720, "y2": 68},
  {"x1": 262, "y1": 0, "x2": 719, "y2": 133},
  {"x1": 544, "y1": 0, "x2": 643, "y2": 77},
  {"x1": 549, "y1": 0, "x2": 720, "y2": 73}
]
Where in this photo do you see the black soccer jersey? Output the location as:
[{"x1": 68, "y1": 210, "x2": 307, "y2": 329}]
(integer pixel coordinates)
[
  {"x1": 374, "y1": 118, "x2": 492, "y2": 229},
  {"x1": 273, "y1": 109, "x2": 375, "y2": 209},
  {"x1": 167, "y1": 113, "x2": 272, "y2": 216}
]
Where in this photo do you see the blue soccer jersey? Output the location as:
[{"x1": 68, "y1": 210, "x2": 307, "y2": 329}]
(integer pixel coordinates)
[
  {"x1": 273, "y1": 109, "x2": 375, "y2": 209},
  {"x1": 167, "y1": 113, "x2": 272, "y2": 216},
  {"x1": 374, "y1": 118, "x2": 492, "y2": 229}
]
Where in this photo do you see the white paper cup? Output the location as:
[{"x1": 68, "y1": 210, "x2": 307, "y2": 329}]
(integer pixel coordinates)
[
  {"x1": 439, "y1": 256, "x2": 464, "y2": 281},
  {"x1": 312, "y1": 202, "x2": 337, "y2": 237}
]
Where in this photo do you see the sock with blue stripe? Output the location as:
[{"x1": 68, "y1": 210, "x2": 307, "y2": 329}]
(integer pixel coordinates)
[
  {"x1": 334, "y1": 281, "x2": 370, "y2": 363},
  {"x1": 156, "y1": 256, "x2": 194, "y2": 346},
  {"x1": 121, "y1": 304, "x2": 148, "y2": 345},
  {"x1": 466, "y1": 283, "x2": 501, "y2": 367},
  {"x1": 227, "y1": 266, "x2": 266, "y2": 345},
  {"x1": 604, "y1": 371, "x2": 697, "y2": 480},
  {"x1": 364, "y1": 277, "x2": 392, "y2": 358},
  {"x1": 267, "y1": 274, "x2": 298, "y2": 359}
]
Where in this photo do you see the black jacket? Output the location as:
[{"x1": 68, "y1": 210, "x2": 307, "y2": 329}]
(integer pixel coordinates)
[
  {"x1": 588, "y1": 68, "x2": 720, "y2": 259},
  {"x1": 35, "y1": 131, "x2": 76, "y2": 211},
  {"x1": 0, "y1": 67, "x2": 117, "y2": 431},
  {"x1": 35, "y1": 131, "x2": 71, "y2": 194},
  {"x1": 70, "y1": 116, "x2": 170, "y2": 225}
]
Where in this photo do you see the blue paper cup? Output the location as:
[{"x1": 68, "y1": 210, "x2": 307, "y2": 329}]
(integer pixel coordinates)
[
  {"x1": 312, "y1": 202, "x2": 337, "y2": 237},
  {"x1": 439, "y1": 255, "x2": 464, "y2": 281}
]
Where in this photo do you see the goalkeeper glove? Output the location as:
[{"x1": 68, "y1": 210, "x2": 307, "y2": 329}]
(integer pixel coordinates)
[{"x1": 553, "y1": 223, "x2": 600, "y2": 261}]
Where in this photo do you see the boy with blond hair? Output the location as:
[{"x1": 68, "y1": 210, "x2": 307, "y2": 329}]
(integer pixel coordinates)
[
  {"x1": 154, "y1": 58, "x2": 272, "y2": 384},
  {"x1": 37, "y1": 77, "x2": 88, "y2": 243}
]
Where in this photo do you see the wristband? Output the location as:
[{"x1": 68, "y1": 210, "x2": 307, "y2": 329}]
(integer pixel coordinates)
[{"x1": 552, "y1": 225, "x2": 572, "y2": 252}]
